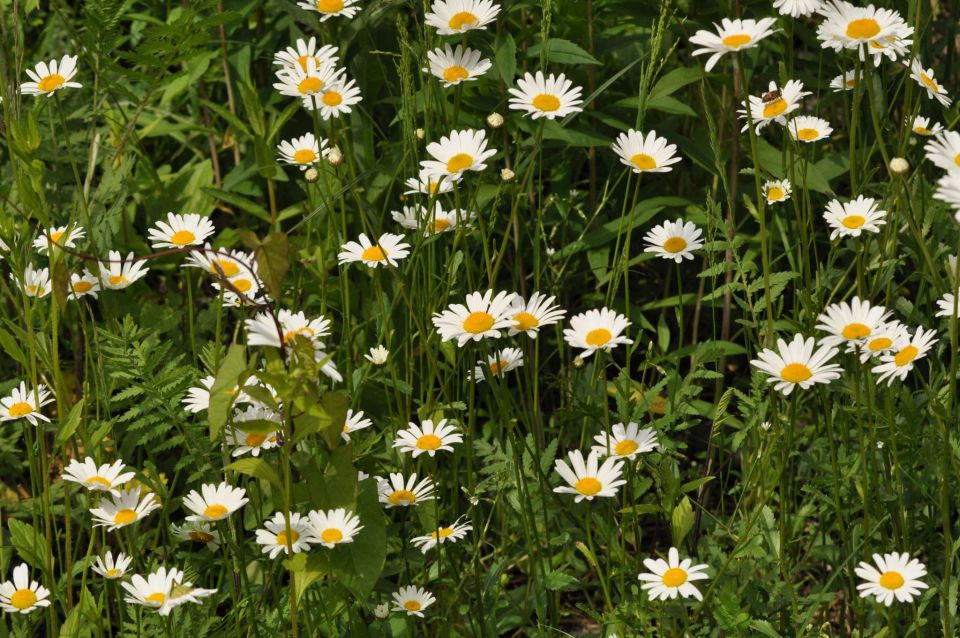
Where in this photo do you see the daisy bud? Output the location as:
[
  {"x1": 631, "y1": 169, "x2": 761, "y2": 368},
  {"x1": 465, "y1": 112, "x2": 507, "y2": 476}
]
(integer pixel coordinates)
[
  {"x1": 573, "y1": 356, "x2": 585, "y2": 368},
  {"x1": 327, "y1": 146, "x2": 343, "y2": 167},
  {"x1": 501, "y1": 168, "x2": 516, "y2": 182},
  {"x1": 304, "y1": 167, "x2": 320, "y2": 183},
  {"x1": 415, "y1": 128, "x2": 425, "y2": 140},
  {"x1": 889, "y1": 157, "x2": 909, "y2": 175},
  {"x1": 365, "y1": 345, "x2": 389, "y2": 365},
  {"x1": 374, "y1": 603, "x2": 389, "y2": 619},
  {"x1": 486, "y1": 112, "x2": 504, "y2": 128}
]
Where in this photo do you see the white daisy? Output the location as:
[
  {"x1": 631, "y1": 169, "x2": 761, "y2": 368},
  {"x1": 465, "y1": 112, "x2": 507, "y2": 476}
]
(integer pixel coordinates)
[
  {"x1": 98, "y1": 251, "x2": 149, "y2": 290},
  {"x1": 245, "y1": 308, "x2": 331, "y2": 349},
  {"x1": 308, "y1": 508, "x2": 364, "y2": 548},
  {"x1": 277, "y1": 132, "x2": 329, "y2": 170},
  {"x1": 426, "y1": 44, "x2": 491, "y2": 86},
  {"x1": 610, "y1": 129, "x2": 682, "y2": 174},
  {"x1": 591, "y1": 422, "x2": 659, "y2": 459},
  {"x1": 787, "y1": 115, "x2": 833, "y2": 143},
  {"x1": 507, "y1": 71, "x2": 583, "y2": 120},
  {"x1": 273, "y1": 37, "x2": 339, "y2": 73},
  {"x1": 816, "y1": 2, "x2": 911, "y2": 52},
  {"x1": 823, "y1": 195, "x2": 886, "y2": 240},
  {"x1": 643, "y1": 218, "x2": 704, "y2": 262},
  {"x1": 432, "y1": 289, "x2": 517, "y2": 346},
  {"x1": 829, "y1": 70, "x2": 858, "y2": 92},
  {"x1": 314, "y1": 78, "x2": 362, "y2": 120},
  {"x1": 750, "y1": 333, "x2": 843, "y2": 395},
  {"x1": 20, "y1": 55, "x2": 82, "y2": 97},
  {"x1": 147, "y1": 213, "x2": 215, "y2": 249},
  {"x1": 296, "y1": 0, "x2": 361, "y2": 21},
  {"x1": 391, "y1": 202, "x2": 473, "y2": 234},
  {"x1": 403, "y1": 169, "x2": 462, "y2": 195},
  {"x1": 33, "y1": 225, "x2": 85, "y2": 253},
  {"x1": 365, "y1": 345, "x2": 389, "y2": 365},
  {"x1": 855, "y1": 552, "x2": 928, "y2": 606},
  {"x1": 815, "y1": 297, "x2": 891, "y2": 348},
  {"x1": 688, "y1": 18, "x2": 779, "y2": 72},
  {"x1": 424, "y1": 0, "x2": 500, "y2": 35},
  {"x1": 507, "y1": 291, "x2": 566, "y2": 337},
  {"x1": 393, "y1": 419, "x2": 463, "y2": 458},
  {"x1": 272, "y1": 57, "x2": 345, "y2": 110},
  {"x1": 850, "y1": 320, "x2": 910, "y2": 363},
  {"x1": 421, "y1": 129, "x2": 497, "y2": 177},
  {"x1": 18, "y1": 264, "x2": 50, "y2": 298},
  {"x1": 739, "y1": 80, "x2": 809, "y2": 133},
  {"x1": 911, "y1": 116, "x2": 943, "y2": 137},
  {"x1": 68, "y1": 270, "x2": 100, "y2": 300},
  {"x1": 871, "y1": 326, "x2": 938, "y2": 385},
  {"x1": 182, "y1": 482, "x2": 249, "y2": 522},
  {"x1": 0, "y1": 563, "x2": 51, "y2": 614},
  {"x1": 411, "y1": 517, "x2": 472, "y2": 553},
  {"x1": 184, "y1": 245, "x2": 256, "y2": 279},
  {"x1": 171, "y1": 521, "x2": 222, "y2": 552},
  {"x1": 908, "y1": 58, "x2": 951, "y2": 107},
  {"x1": 774, "y1": 0, "x2": 822, "y2": 17},
  {"x1": 255, "y1": 512, "x2": 317, "y2": 558},
  {"x1": 340, "y1": 408, "x2": 373, "y2": 442},
  {"x1": 90, "y1": 488, "x2": 161, "y2": 531},
  {"x1": 0, "y1": 381, "x2": 54, "y2": 425},
  {"x1": 377, "y1": 473, "x2": 435, "y2": 508},
  {"x1": 637, "y1": 547, "x2": 710, "y2": 601},
  {"x1": 553, "y1": 449, "x2": 626, "y2": 502},
  {"x1": 563, "y1": 308, "x2": 633, "y2": 359},
  {"x1": 226, "y1": 426, "x2": 279, "y2": 458},
  {"x1": 473, "y1": 347, "x2": 524, "y2": 382},
  {"x1": 158, "y1": 573, "x2": 216, "y2": 615},
  {"x1": 936, "y1": 289, "x2": 960, "y2": 319},
  {"x1": 338, "y1": 233, "x2": 411, "y2": 268},
  {"x1": 92, "y1": 551, "x2": 132, "y2": 580},
  {"x1": 763, "y1": 179, "x2": 792, "y2": 204},
  {"x1": 61, "y1": 457, "x2": 135, "y2": 497},
  {"x1": 121, "y1": 567, "x2": 180, "y2": 615}
]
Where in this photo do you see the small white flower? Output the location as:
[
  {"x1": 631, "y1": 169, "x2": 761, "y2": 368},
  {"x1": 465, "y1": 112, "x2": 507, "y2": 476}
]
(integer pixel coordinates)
[
  {"x1": 92, "y1": 551, "x2": 132, "y2": 580},
  {"x1": 377, "y1": 473, "x2": 435, "y2": 508},
  {"x1": 99, "y1": 251, "x2": 149, "y2": 290},
  {"x1": 365, "y1": 345, "x2": 389, "y2": 365},
  {"x1": 591, "y1": 422, "x2": 658, "y2": 459},
  {"x1": 147, "y1": 212, "x2": 216, "y2": 249},
  {"x1": 553, "y1": 449, "x2": 626, "y2": 502},
  {"x1": 20, "y1": 55, "x2": 82, "y2": 97},
  {"x1": 341, "y1": 408, "x2": 373, "y2": 442},
  {"x1": 391, "y1": 585, "x2": 436, "y2": 617},
  {"x1": 855, "y1": 552, "x2": 928, "y2": 606},
  {"x1": 308, "y1": 508, "x2": 364, "y2": 548},
  {"x1": 33, "y1": 225, "x2": 85, "y2": 253},
  {"x1": 182, "y1": 482, "x2": 248, "y2": 522},
  {"x1": 507, "y1": 71, "x2": 583, "y2": 120},
  {"x1": 62, "y1": 457, "x2": 136, "y2": 497},
  {"x1": 0, "y1": 563, "x2": 52, "y2": 614},
  {"x1": 787, "y1": 115, "x2": 833, "y2": 143},
  {"x1": 637, "y1": 547, "x2": 710, "y2": 601},
  {"x1": 750, "y1": 334, "x2": 843, "y2": 395},
  {"x1": 643, "y1": 218, "x2": 704, "y2": 262},
  {"x1": 425, "y1": 44, "x2": 491, "y2": 87},
  {"x1": 393, "y1": 419, "x2": 463, "y2": 458},
  {"x1": 563, "y1": 308, "x2": 632, "y2": 359},
  {"x1": 338, "y1": 233, "x2": 411, "y2": 268},
  {"x1": 255, "y1": 512, "x2": 317, "y2": 558},
  {"x1": 424, "y1": 0, "x2": 500, "y2": 35},
  {"x1": 610, "y1": 129, "x2": 681, "y2": 173},
  {"x1": 763, "y1": 179, "x2": 792, "y2": 204},
  {"x1": 411, "y1": 517, "x2": 472, "y2": 553},
  {"x1": 823, "y1": 195, "x2": 886, "y2": 240}
]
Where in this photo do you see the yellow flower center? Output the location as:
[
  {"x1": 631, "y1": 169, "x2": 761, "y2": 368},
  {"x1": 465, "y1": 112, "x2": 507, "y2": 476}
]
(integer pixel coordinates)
[
  {"x1": 73, "y1": 280, "x2": 93, "y2": 293},
  {"x1": 721, "y1": 33, "x2": 751, "y2": 48},
  {"x1": 662, "y1": 567, "x2": 688, "y2": 587},
  {"x1": 780, "y1": 363, "x2": 812, "y2": 383},
  {"x1": 585, "y1": 328, "x2": 612, "y2": 346},
  {"x1": 276, "y1": 530, "x2": 300, "y2": 545},
  {"x1": 404, "y1": 600, "x2": 422, "y2": 612},
  {"x1": 108, "y1": 275, "x2": 127, "y2": 286},
  {"x1": 146, "y1": 592, "x2": 166, "y2": 605},
  {"x1": 185, "y1": 529, "x2": 212, "y2": 542},
  {"x1": 361, "y1": 245, "x2": 387, "y2": 261},
  {"x1": 513, "y1": 312, "x2": 539, "y2": 331},
  {"x1": 446, "y1": 152, "x2": 474, "y2": 173},
  {"x1": 630, "y1": 153, "x2": 657, "y2": 171},
  {"x1": 796, "y1": 128, "x2": 820, "y2": 141},
  {"x1": 50, "y1": 231, "x2": 65, "y2": 244},
  {"x1": 463, "y1": 311, "x2": 494, "y2": 334},
  {"x1": 846, "y1": 18, "x2": 881, "y2": 39},
  {"x1": 868, "y1": 337, "x2": 893, "y2": 351},
  {"x1": 842, "y1": 215, "x2": 866, "y2": 229},
  {"x1": 322, "y1": 91, "x2": 343, "y2": 106},
  {"x1": 427, "y1": 181, "x2": 440, "y2": 193},
  {"x1": 388, "y1": 489, "x2": 417, "y2": 506},
  {"x1": 38, "y1": 74, "x2": 66, "y2": 92},
  {"x1": 416, "y1": 434, "x2": 443, "y2": 450},
  {"x1": 448, "y1": 11, "x2": 478, "y2": 30},
  {"x1": 879, "y1": 571, "x2": 905, "y2": 590},
  {"x1": 298, "y1": 77, "x2": 324, "y2": 95},
  {"x1": 954, "y1": 154, "x2": 960, "y2": 168},
  {"x1": 7, "y1": 402, "x2": 33, "y2": 417},
  {"x1": 614, "y1": 439, "x2": 639, "y2": 456},
  {"x1": 203, "y1": 504, "x2": 229, "y2": 519},
  {"x1": 210, "y1": 260, "x2": 240, "y2": 277},
  {"x1": 297, "y1": 55, "x2": 317, "y2": 72},
  {"x1": 918, "y1": 72, "x2": 939, "y2": 92},
  {"x1": 105, "y1": 568, "x2": 118, "y2": 578},
  {"x1": 663, "y1": 237, "x2": 688, "y2": 254},
  {"x1": 532, "y1": 94, "x2": 561, "y2": 112},
  {"x1": 245, "y1": 432, "x2": 267, "y2": 447},
  {"x1": 894, "y1": 345, "x2": 919, "y2": 367},
  {"x1": 575, "y1": 477, "x2": 602, "y2": 496},
  {"x1": 315, "y1": 0, "x2": 344, "y2": 13},
  {"x1": 429, "y1": 218, "x2": 451, "y2": 233},
  {"x1": 170, "y1": 230, "x2": 196, "y2": 246},
  {"x1": 10, "y1": 589, "x2": 37, "y2": 610},
  {"x1": 488, "y1": 359, "x2": 509, "y2": 375},
  {"x1": 914, "y1": 127, "x2": 930, "y2": 135},
  {"x1": 293, "y1": 149, "x2": 317, "y2": 164},
  {"x1": 113, "y1": 509, "x2": 138, "y2": 525},
  {"x1": 767, "y1": 187, "x2": 784, "y2": 201},
  {"x1": 232, "y1": 278, "x2": 253, "y2": 292},
  {"x1": 443, "y1": 65, "x2": 470, "y2": 83},
  {"x1": 86, "y1": 476, "x2": 112, "y2": 488},
  {"x1": 842, "y1": 323, "x2": 871, "y2": 340},
  {"x1": 320, "y1": 528, "x2": 342, "y2": 543},
  {"x1": 432, "y1": 527, "x2": 455, "y2": 540},
  {"x1": 762, "y1": 99, "x2": 787, "y2": 118}
]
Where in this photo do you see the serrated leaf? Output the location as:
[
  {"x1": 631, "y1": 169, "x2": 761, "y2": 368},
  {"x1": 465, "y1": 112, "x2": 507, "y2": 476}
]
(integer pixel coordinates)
[{"x1": 671, "y1": 496, "x2": 695, "y2": 547}]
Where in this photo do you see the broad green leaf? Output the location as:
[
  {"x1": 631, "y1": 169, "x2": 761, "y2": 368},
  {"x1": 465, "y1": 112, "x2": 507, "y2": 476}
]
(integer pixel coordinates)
[
  {"x1": 494, "y1": 33, "x2": 516, "y2": 84},
  {"x1": 54, "y1": 399, "x2": 85, "y2": 447},
  {"x1": 671, "y1": 496, "x2": 695, "y2": 547},
  {"x1": 8, "y1": 518, "x2": 47, "y2": 569},
  {"x1": 526, "y1": 39, "x2": 600, "y2": 65},
  {"x1": 226, "y1": 457, "x2": 282, "y2": 491},
  {"x1": 208, "y1": 343, "x2": 247, "y2": 440},
  {"x1": 257, "y1": 232, "x2": 289, "y2": 299}
]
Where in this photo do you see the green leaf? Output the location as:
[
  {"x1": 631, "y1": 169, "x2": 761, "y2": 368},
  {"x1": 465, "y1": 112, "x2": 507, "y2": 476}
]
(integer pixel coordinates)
[
  {"x1": 54, "y1": 399, "x2": 85, "y2": 447},
  {"x1": 543, "y1": 570, "x2": 580, "y2": 591},
  {"x1": 7, "y1": 518, "x2": 47, "y2": 569},
  {"x1": 526, "y1": 39, "x2": 600, "y2": 65},
  {"x1": 494, "y1": 33, "x2": 516, "y2": 83},
  {"x1": 257, "y1": 232, "x2": 289, "y2": 299},
  {"x1": 671, "y1": 496, "x2": 695, "y2": 547},
  {"x1": 327, "y1": 480, "x2": 387, "y2": 600},
  {"x1": 202, "y1": 187, "x2": 270, "y2": 221},
  {"x1": 208, "y1": 344, "x2": 247, "y2": 440},
  {"x1": 226, "y1": 457, "x2": 282, "y2": 491}
]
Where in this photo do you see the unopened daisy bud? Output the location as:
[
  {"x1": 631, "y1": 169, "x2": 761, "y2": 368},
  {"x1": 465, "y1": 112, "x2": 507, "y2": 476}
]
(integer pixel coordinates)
[
  {"x1": 573, "y1": 356, "x2": 585, "y2": 368},
  {"x1": 415, "y1": 128, "x2": 425, "y2": 140},
  {"x1": 486, "y1": 112, "x2": 504, "y2": 128},
  {"x1": 501, "y1": 167, "x2": 515, "y2": 182},
  {"x1": 365, "y1": 345, "x2": 389, "y2": 365},
  {"x1": 327, "y1": 146, "x2": 343, "y2": 167},
  {"x1": 889, "y1": 157, "x2": 909, "y2": 175},
  {"x1": 304, "y1": 167, "x2": 320, "y2": 183},
  {"x1": 374, "y1": 603, "x2": 389, "y2": 619}
]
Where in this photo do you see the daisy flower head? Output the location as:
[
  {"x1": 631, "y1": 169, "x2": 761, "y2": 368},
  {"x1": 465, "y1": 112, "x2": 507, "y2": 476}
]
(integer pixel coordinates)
[
  {"x1": 924, "y1": 131, "x2": 960, "y2": 174},
  {"x1": 863, "y1": 32, "x2": 912, "y2": 62},
  {"x1": 0, "y1": 381, "x2": 53, "y2": 425},
  {"x1": 774, "y1": 0, "x2": 823, "y2": 17},
  {"x1": 638, "y1": 547, "x2": 710, "y2": 601},
  {"x1": 121, "y1": 567, "x2": 181, "y2": 614},
  {"x1": 411, "y1": 517, "x2": 472, "y2": 553},
  {"x1": 750, "y1": 334, "x2": 843, "y2": 395},
  {"x1": 911, "y1": 116, "x2": 943, "y2": 137},
  {"x1": 226, "y1": 426, "x2": 279, "y2": 457},
  {"x1": 272, "y1": 56, "x2": 344, "y2": 109},
  {"x1": 507, "y1": 71, "x2": 583, "y2": 120},
  {"x1": 92, "y1": 551, "x2": 132, "y2": 580},
  {"x1": 391, "y1": 202, "x2": 473, "y2": 234},
  {"x1": 147, "y1": 212, "x2": 215, "y2": 249},
  {"x1": 425, "y1": 0, "x2": 500, "y2": 35},
  {"x1": 314, "y1": 78, "x2": 362, "y2": 120},
  {"x1": 18, "y1": 264, "x2": 50, "y2": 298},
  {"x1": 392, "y1": 586, "x2": 436, "y2": 617},
  {"x1": 184, "y1": 245, "x2": 255, "y2": 279},
  {"x1": 313, "y1": 343, "x2": 343, "y2": 383},
  {"x1": 296, "y1": 0, "x2": 360, "y2": 21},
  {"x1": 563, "y1": 307, "x2": 632, "y2": 359},
  {"x1": 99, "y1": 251, "x2": 149, "y2": 290},
  {"x1": 273, "y1": 37, "x2": 339, "y2": 73},
  {"x1": 937, "y1": 289, "x2": 960, "y2": 319},
  {"x1": 338, "y1": 233, "x2": 410, "y2": 268},
  {"x1": 365, "y1": 345, "x2": 389, "y2": 365},
  {"x1": 33, "y1": 225, "x2": 85, "y2": 253},
  {"x1": 740, "y1": 80, "x2": 810, "y2": 133},
  {"x1": 508, "y1": 291, "x2": 566, "y2": 337},
  {"x1": 159, "y1": 574, "x2": 216, "y2": 616},
  {"x1": 90, "y1": 488, "x2": 160, "y2": 531},
  {"x1": 688, "y1": 18, "x2": 779, "y2": 72},
  {"x1": 763, "y1": 179, "x2": 792, "y2": 205},
  {"x1": 421, "y1": 128, "x2": 497, "y2": 177},
  {"x1": 788, "y1": 115, "x2": 833, "y2": 143},
  {"x1": 62, "y1": 457, "x2": 136, "y2": 497},
  {"x1": 856, "y1": 552, "x2": 928, "y2": 606},
  {"x1": 816, "y1": 2, "x2": 910, "y2": 52},
  {"x1": 404, "y1": 168, "x2": 462, "y2": 195},
  {"x1": 823, "y1": 195, "x2": 886, "y2": 239},
  {"x1": 255, "y1": 512, "x2": 316, "y2": 558},
  {"x1": 871, "y1": 326, "x2": 938, "y2": 385},
  {"x1": 553, "y1": 449, "x2": 626, "y2": 502},
  {"x1": 0, "y1": 564, "x2": 51, "y2": 614},
  {"x1": 591, "y1": 422, "x2": 659, "y2": 459},
  {"x1": 643, "y1": 218, "x2": 704, "y2": 263},
  {"x1": 830, "y1": 70, "x2": 858, "y2": 92},
  {"x1": 610, "y1": 129, "x2": 681, "y2": 174},
  {"x1": 20, "y1": 55, "x2": 81, "y2": 97},
  {"x1": 245, "y1": 308, "x2": 331, "y2": 349},
  {"x1": 473, "y1": 347, "x2": 524, "y2": 382},
  {"x1": 908, "y1": 58, "x2": 951, "y2": 107},
  {"x1": 426, "y1": 44, "x2": 492, "y2": 87},
  {"x1": 308, "y1": 508, "x2": 364, "y2": 548},
  {"x1": 432, "y1": 289, "x2": 516, "y2": 346},
  {"x1": 847, "y1": 320, "x2": 908, "y2": 363},
  {"x1": 69, "y1": 270, "x2": 100, "y2": 300},
  {"x1": 277, "y1": 132, "x2": 329, "y2": 170},
  {"x1": 815, "y1": 297, "x2": 891, "y2": 348},
  {"x1": 182, "y1": 482, "x2": 249, "y2": 522},
  {"x1": 340, "y1": 408, "x2": 372, "y2": 442},
  {"x1": 377, "y1": 472, "x2": 435, "y2": 508},
  {"x1": 171, "y1": 521, "x2": 222, "y2": 552},
  {"x1": 394, "y1": 419, "x2": 463, "y2": 458}
]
